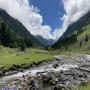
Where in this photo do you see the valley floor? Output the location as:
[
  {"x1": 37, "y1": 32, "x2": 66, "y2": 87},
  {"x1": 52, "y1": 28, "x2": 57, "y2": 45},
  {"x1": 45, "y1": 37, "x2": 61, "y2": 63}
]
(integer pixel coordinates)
[
  {"x1": 0, "y1": 46, "x2": 90, "y2": 90},
  {"x1": 0, "y1": 54, "x2": 90, "y2": 90},
  {"x1": 0, "y1": 46, "x2": 57, "y2": 73}
]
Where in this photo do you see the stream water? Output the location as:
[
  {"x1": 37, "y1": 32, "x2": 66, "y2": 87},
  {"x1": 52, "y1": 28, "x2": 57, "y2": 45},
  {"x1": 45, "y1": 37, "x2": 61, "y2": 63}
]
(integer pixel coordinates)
[
  {"x1": 1, "y1": 62, "x2": 78, "y2": 82},
  {"x1": 0, "y1": 55, "x2": 90, "y2": 90}
]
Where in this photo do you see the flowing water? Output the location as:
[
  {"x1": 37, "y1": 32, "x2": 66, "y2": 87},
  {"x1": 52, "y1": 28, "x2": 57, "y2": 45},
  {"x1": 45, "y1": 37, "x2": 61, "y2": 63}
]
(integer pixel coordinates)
[
  {"x1": 0, "y1": 55, "x2": 90, "y2": 90},
  {"x1": 1, "y1": 62, "x2": 78, "y2": 82}
]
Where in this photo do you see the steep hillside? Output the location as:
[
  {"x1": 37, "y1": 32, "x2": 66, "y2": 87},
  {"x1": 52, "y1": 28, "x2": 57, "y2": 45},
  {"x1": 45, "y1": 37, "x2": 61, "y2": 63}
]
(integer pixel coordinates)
[
  {"x1": 61, "y1": 11, "x2": 90, "y2": 39},
  {"x1": 53, "y1": 11, "x2": 90, "y2": 53},
  {"x1": 0, "y1": 9, "x2": 42, "y2": 48}
]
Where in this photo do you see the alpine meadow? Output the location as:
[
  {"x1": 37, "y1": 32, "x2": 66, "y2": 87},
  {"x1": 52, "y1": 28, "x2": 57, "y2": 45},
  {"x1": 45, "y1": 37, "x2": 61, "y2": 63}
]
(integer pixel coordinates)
[{"x1": 0, "y1": 0, "x2": 90, "y2": 90}]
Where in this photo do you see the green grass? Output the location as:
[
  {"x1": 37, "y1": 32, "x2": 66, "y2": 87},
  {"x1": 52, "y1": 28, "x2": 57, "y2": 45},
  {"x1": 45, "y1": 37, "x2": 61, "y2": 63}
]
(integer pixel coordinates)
[
  {"x1": 0, "y1": 46, "x2": 57, "y2": 71},
  {"x1": 79, "y1": 85, "x2": 90, "y2": 90},
  {"x1": 60, "y1": 25, "x2": 90, "y2": 54}
]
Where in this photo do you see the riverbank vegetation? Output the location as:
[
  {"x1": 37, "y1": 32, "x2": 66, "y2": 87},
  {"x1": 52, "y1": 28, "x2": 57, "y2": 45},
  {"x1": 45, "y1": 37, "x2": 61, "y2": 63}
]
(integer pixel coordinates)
[{"x1": 0, "y1": 46, "x2": 57, "y2": 73}]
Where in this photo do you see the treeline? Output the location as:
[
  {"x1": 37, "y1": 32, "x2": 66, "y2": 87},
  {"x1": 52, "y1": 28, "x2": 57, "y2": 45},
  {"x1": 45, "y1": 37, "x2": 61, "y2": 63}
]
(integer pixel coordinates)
[
  {"x1": 54, "y1": 29, "x2": 90, "y2": 49},
  {"x1": 76, "y1": 27, "x2": 90, "y2": 47},
  {"x1": 79, "y1": 34, "x2": 89, "y2": 47},
  {"x1": 54, "y1": 33, "x2": 77, "y2": 49},
  {"x1": 0, "y1": 22, "x2": 33, "y2": 50}
]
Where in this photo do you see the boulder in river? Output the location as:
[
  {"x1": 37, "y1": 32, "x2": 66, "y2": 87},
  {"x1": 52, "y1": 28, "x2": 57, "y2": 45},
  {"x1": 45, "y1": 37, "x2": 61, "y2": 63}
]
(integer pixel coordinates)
[{"x1": 52, "y1": 63, "x2": 59, "y2": 68}]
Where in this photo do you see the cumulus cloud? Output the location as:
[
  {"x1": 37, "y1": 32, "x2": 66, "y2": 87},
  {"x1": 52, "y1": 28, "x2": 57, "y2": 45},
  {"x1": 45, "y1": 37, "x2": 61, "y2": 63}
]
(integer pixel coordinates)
[
  {"x1": 0, "y1": 0, "x2": 54, "y2": 40},
  {"x1": 63, "y1": 0, "x2": 90, "y2": 28},
  {"x1": 0, "y1": 0, "x2": 90, "y2": 42},
  {"x1": 54, "y1": 0, "x2": 90, "y2": 39}
]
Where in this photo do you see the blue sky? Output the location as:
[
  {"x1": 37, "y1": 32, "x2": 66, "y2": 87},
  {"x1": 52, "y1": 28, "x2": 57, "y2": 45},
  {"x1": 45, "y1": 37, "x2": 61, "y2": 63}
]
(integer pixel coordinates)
[
  {"x1": 1, "y1": 0, "x2": 89, "y2": 40},
  {"x1": 30, "y1": 0, "x2": 65, "y2": 31}
]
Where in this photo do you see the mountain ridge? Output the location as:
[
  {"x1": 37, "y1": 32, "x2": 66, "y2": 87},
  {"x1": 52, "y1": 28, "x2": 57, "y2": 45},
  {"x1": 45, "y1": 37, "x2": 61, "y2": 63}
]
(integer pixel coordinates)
[
  {"x1": 0, "y1": 9, "x2": 43, "y2": 48},
  {"x1": 52, "y1": 11, "x2": 90, "y2": 53},
  {"x1": 35, "y1": 35, "x2": 56, "y2": 46}
]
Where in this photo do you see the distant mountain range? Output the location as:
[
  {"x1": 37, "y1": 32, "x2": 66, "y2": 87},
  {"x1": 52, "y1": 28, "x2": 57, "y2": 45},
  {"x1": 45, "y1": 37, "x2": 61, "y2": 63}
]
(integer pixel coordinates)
[
  {"x1": 35, "y1": 35, "x2": 56, "y2": 46},
  {"x1": 53, "y1": 11, "x2": 90, "y2": 52},
  {"x1": 1, "y1": 8, "x2": 90, "y2": 51},
  {"x1": 0, "y1": 9, "x2": 56, "y2": 48}
]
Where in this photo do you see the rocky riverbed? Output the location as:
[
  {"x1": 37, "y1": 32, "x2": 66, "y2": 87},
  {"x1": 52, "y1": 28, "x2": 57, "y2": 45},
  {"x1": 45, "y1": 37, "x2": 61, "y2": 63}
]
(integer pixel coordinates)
[{"x1": 0, "y1": 54, "x2": 90, "y2": 90}]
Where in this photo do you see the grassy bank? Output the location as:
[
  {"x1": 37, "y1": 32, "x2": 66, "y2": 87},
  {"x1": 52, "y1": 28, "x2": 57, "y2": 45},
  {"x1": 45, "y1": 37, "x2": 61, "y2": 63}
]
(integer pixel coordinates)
[
  {"x1": 0, "y1": 46, "x2": 56, "y2": 72},
  {"x1": 79, "y1": 85, "x2": 90, "y2": 90}
]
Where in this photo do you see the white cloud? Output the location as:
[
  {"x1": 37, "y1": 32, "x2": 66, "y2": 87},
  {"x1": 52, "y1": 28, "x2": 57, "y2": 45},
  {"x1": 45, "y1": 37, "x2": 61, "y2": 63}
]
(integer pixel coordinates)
[
  {"x1": 63, "y1": 0, "x2": 90, "y2": 28},
  {"x1": 0, "y1": 0, "x2": 54, "y2": 40},
  {"x1": 53, "y1": 0, "x2": 90, "y2": 38},
  {"x1": 0, "y1": 0, "x2": 90, "y2": 43},
  {"x1": 54, "y1": 0, "x2": 90, "y2": 39}
]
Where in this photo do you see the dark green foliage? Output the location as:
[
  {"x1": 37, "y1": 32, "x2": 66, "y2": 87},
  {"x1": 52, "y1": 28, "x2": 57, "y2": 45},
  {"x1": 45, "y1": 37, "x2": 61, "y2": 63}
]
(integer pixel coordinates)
[
  {"x1": 52, "y1": 11, "x2": 90, "y2": 49},
  {"x1": 19, "y1": 39, "x2": 26, "y2": 51},
  {"x1": 53, "y1": 33, "x2": 77, "y2": 49},
  {"x1": 85, "y1": 34, "x2": 88, "y2": 42},
  {"x1": 62, "y1": 11, "x2": 90, "y2": 39},
  {"x1": 79, "y1": 41, "x2": 82, "y2": 47},
  {"x1": 0, "y1": 22, "x2": 12, "y2": 47},
  {"x1": 65, "y1": 45, "x2": 68, "y2": 50},
  {"x1": 20, "y1": 44, "x2": 26, "y2": 51},
  {"x1": 0, "y1": 9, "x2": 43, "y2": 48},
  {"x1": 0, "y1": 22, "x2": 32, "y2": 48},
  {"x1": 77, "y1": 28, "x2": 84, "y2": 35}
]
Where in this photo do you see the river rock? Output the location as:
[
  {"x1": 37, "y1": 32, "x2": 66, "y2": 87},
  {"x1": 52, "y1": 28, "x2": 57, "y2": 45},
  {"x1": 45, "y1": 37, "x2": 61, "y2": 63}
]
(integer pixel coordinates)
[
  {"x1": 0, "y1": 71, "x2": 3, "y2": 77},
  {"x1": 52, "y1": 63, "x2": 59, "y2": 68}
]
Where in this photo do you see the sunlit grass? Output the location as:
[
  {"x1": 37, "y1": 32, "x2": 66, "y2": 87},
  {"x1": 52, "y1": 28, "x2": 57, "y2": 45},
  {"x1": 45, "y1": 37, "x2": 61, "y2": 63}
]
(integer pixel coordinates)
[
  {"x1": 0, "y1": 46, "x2": 56, "y2": 71},
  {"x1": 79, "y1": 85, "x2": 90, "y2": 90}
]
